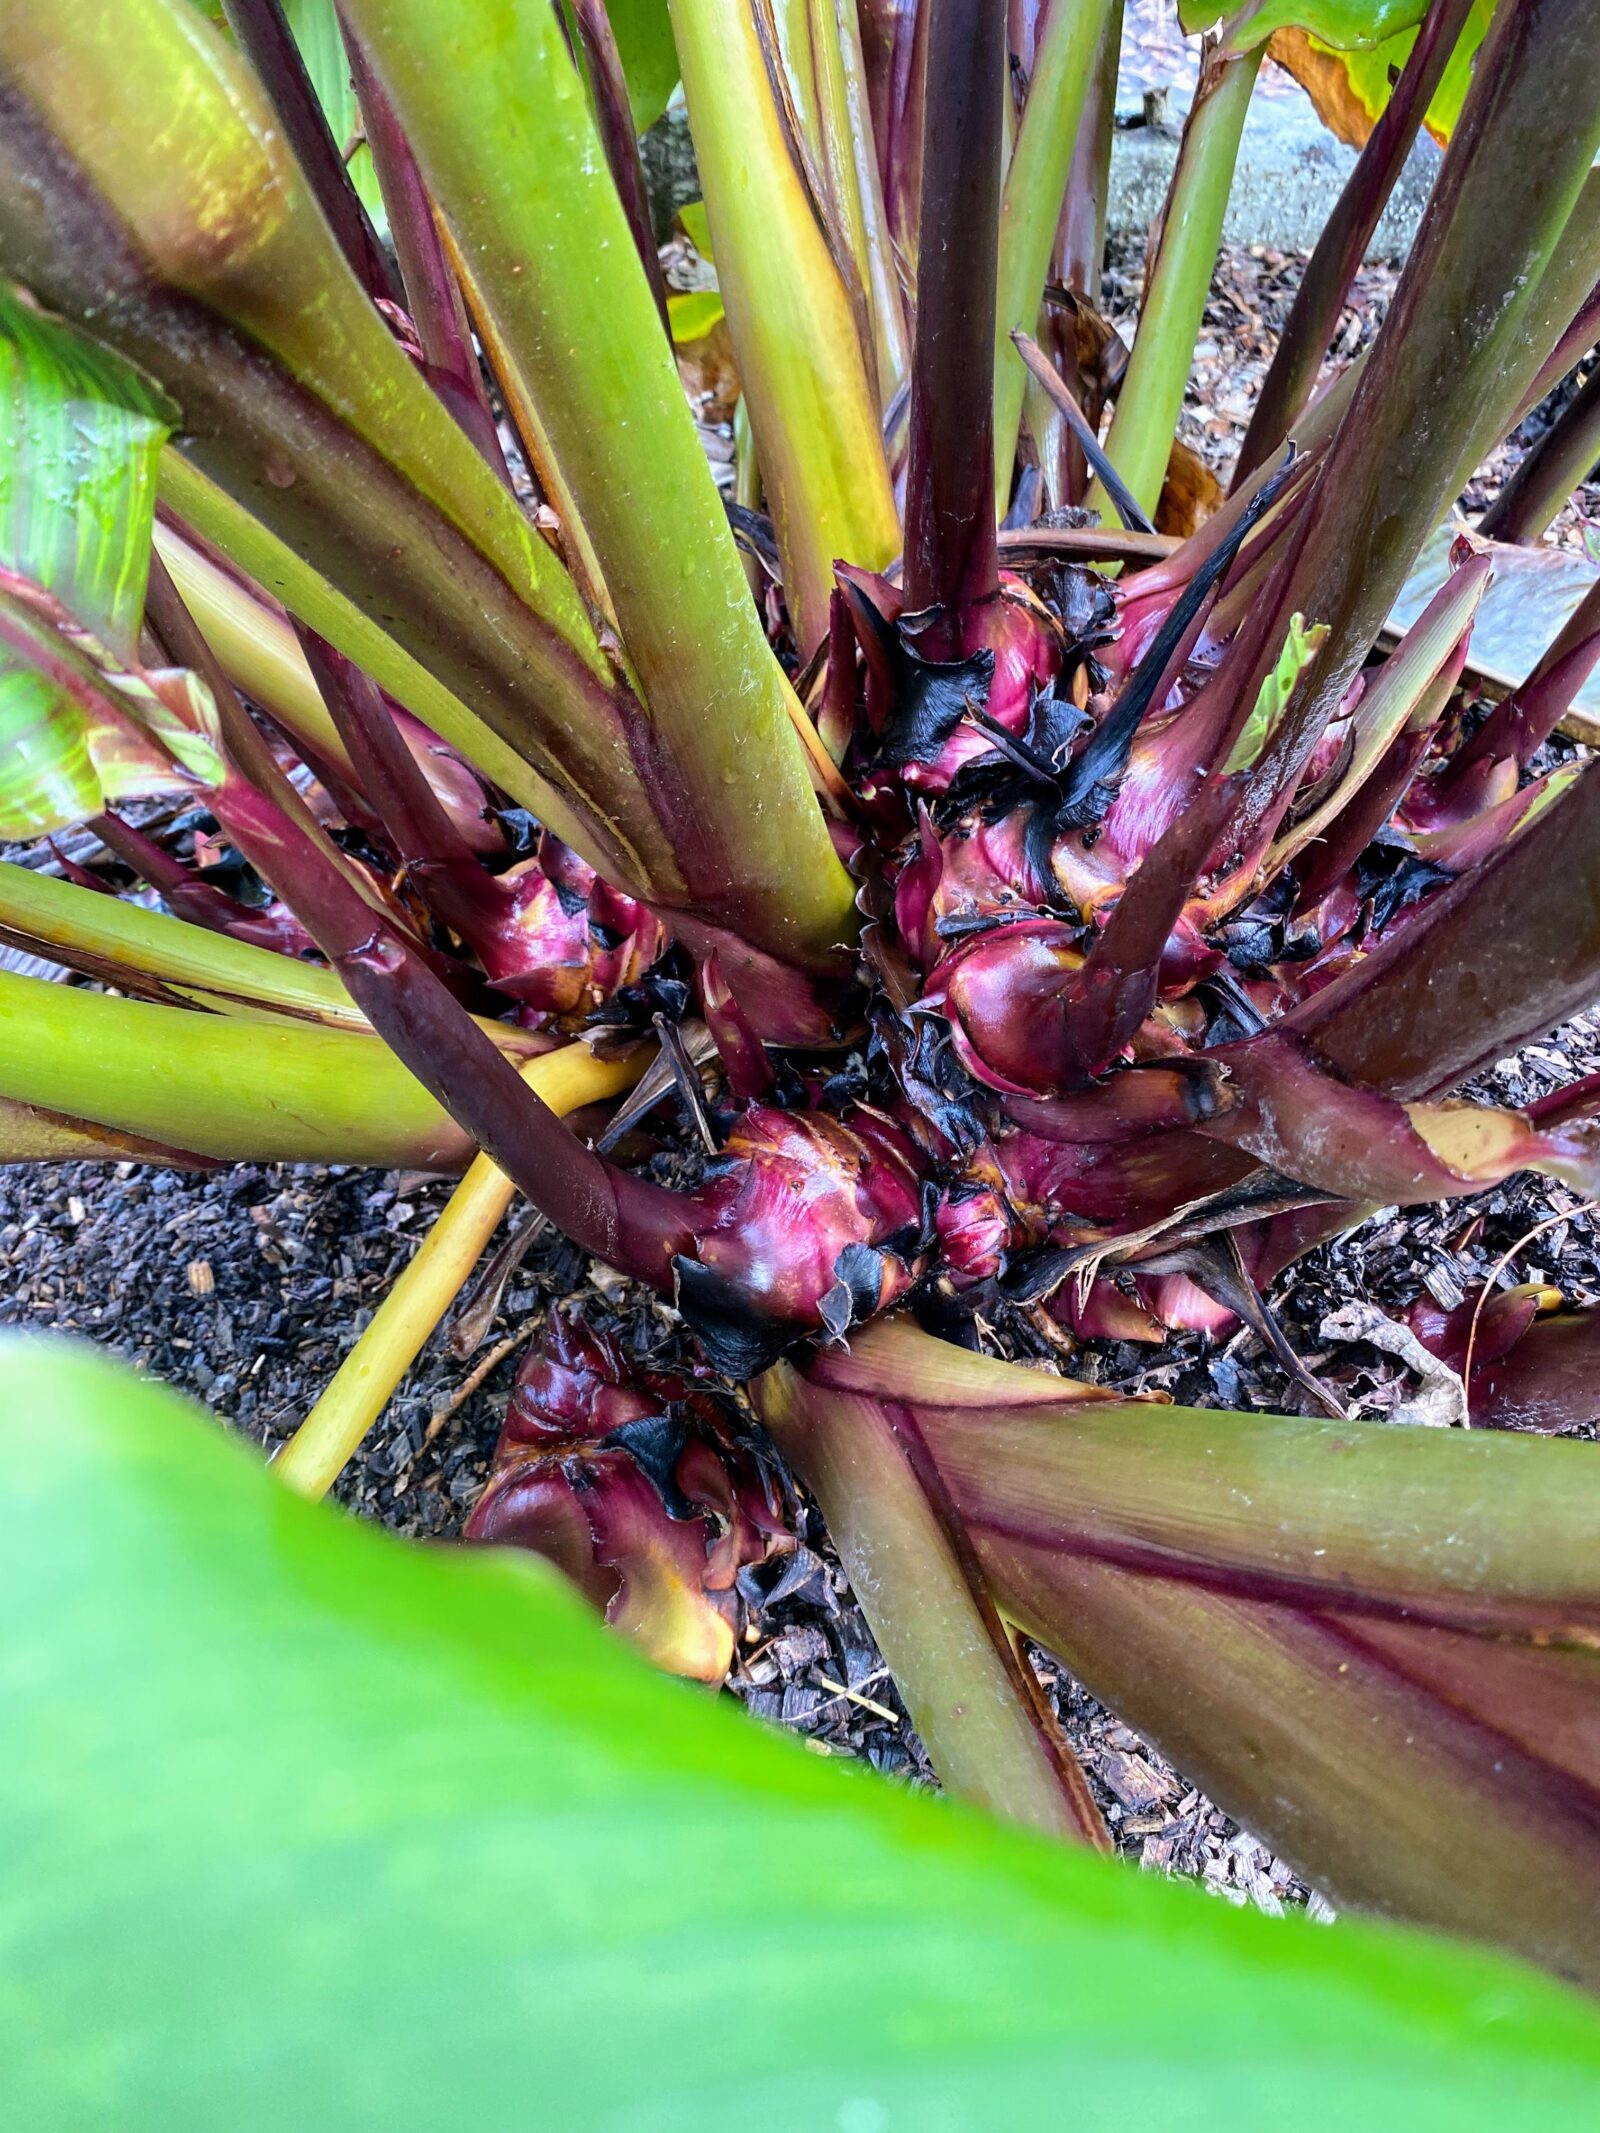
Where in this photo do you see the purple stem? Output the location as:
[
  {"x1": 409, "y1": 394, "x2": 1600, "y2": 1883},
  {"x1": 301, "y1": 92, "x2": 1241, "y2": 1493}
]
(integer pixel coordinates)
[
  {"x1": 1443, "y1": 574, "x2": 1600, "y2": 780},
  {"x1": 214, "y1": 768, "x2": 691, "y2": 1283},
  {"x1": 1514, "y1": 278, "x2": 1600, "y2": 425},
  {"x1": 151, "y1": 554, "x2": 700, "y2": 1287},
  {"x1": 568, "y1": 0, "x2": 671, "y2": 333},
  {"x1": 1233, "y1": 0, "x2": 1476, "y2": 491},
  {"x1": 144, "y1": 549, "x2": 469, "y2": 992},
  {"x1": 88, "y1": 809, "x2": 308, "y2": 954},
  {"x1": 859, "y1": 0, "x2": 926, "y2": 298},
  {"x1": 902, "y1": 0, "x2": 1005, "y2": 640},
  {"x1": 296, "y1": 627, "x2": 516, "y2": 947},
  {"x1": 220, "y1": 0, "x2": 401, "y2": 307},
  {"x1": 340, "y1": 17, "x2": 513, "y2": 480},
  {"x1": 1478, "y1": 355, "x2": 1600, "y2": 543}
]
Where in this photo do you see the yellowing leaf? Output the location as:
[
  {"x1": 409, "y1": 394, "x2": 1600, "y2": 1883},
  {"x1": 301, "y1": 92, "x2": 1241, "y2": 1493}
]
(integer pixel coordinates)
[
  {"x1": 1267, "y1": 1, "x2": 1497, "y2": 149},
  {"x1": 668, "y1": 287, "x2": 726, "y2": 345}
]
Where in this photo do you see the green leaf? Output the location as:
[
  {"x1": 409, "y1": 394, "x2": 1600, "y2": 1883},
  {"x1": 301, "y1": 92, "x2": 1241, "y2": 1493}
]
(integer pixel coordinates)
[
  {"x1": 0, "y1": 855, "x2": 368, "y2": 1025},
  {"x1": 562, "y1": 0, "x2": 680, "y2": 131},
  {"x1": 601, "y1": 0, "x2": 679, "y2": 130},
  {"x1": 668, "y1": 205, "x2": 724, "y2": 345},
  {"x1": 1223, "y1": 611, "x2": 1328, "y2": 771},
  {"x1": 0, "y1": 285, "x2": 175, "y2": 648},
  {"x1": 802, "y1": 1321, "x2": 1600, "y2": 1990},
  {"x1": 1180, "y1": 0, "x2": 1429, "y2": 44},
  {"x1": 0, "y1": 284, "x2": 191, "y2": 838},
  {"x1": 1253, "y1": 1, "x2": 1498, "y2": 148},
  {"x1": 0, "y1": 581, "x2": 223, "y2": 846},
  {"x1": 667, "y1": 286, "x2": 725, "y2": 342},
  {"x1": 0, "y1": 665, "x2": 103, "y2": 836},
  {"x1": 5, "y1": 1336, "x2": 1600, "y2": 2129}
]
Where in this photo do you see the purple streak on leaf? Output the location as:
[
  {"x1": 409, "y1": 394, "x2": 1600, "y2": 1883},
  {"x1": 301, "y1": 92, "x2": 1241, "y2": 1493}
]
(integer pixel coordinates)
[
  {"x1": 1515, "y1": 276, "x2": 1600, "y2": 427},
  {"x1": 814, "y1": 1318, "x2": 1600, "y2": 1986}
]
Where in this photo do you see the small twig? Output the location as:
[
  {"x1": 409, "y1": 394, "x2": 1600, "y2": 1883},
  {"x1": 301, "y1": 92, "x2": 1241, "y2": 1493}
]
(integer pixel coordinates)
[
  {"x1": 998, "y1": 525, "x2": 1176, "y2": 566},
  {"x1": 423, "y1": 1329, "x2": 523, "y2": 1446},
  {"x1": 811, "y1": 1671, "x2": 900, "y2": 1725}
]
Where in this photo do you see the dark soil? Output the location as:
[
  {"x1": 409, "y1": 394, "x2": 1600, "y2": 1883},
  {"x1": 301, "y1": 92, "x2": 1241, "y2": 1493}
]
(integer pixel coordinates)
[{"x1": 4, "y1": 239, "x2": 1597, "y2": 1922}]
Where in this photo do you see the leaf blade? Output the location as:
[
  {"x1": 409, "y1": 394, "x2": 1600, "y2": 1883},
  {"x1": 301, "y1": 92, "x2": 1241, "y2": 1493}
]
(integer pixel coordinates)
[{"x1": 5, "y1": 1334, "x2": 1600, "y2": 2129}]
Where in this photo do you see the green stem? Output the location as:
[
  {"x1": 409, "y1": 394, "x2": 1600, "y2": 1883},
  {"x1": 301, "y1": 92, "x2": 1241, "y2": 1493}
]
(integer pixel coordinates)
[
  {"x1": 0, "y1": 968, "x2": 473, "y2": 1168},
  {"x1": 1091, "y1": 40, "x2": 1261, "y2": 521},
  {"x1": 276, "y1": 1044, "x2": 645, "y2": 1499},
  {"x1": 155, "y1": 456, "x2": 561, "y2": 835},
  {"x1": 1245, "y1": 0, "x2": 1600, "y2": 832},
  {"x1": 1232, "y1": 0, "x2": 1475, "y2": 489},
  {"x1": 756, "y1": 1352, "x2": 1110, "y2": 1845},
  {"x1": 0, "y1": 6, "x2": 645, "y2": 874},
  {"x1": 0, "y1": 859, "x2": 364, "y2": 1026},
  {"x1": 992, "y1": 0, "x2": 1120, "y2": 503},
  {"x1": 341, "y1": 0, "x2": 860, "y2": 961},
  {"x1": 668, "y1": 0, "x2": 900, "y2": 652},
  {"x1": 1502, "y1": 168, "x2": 1600, "y2": 432},
  {"x1": 2, "y1": 0, "x2": 853, "y2": 967}
]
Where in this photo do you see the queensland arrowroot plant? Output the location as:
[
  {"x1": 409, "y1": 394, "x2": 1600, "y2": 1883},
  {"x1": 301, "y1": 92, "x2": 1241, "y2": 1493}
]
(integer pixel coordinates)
[{"x1": 3, "y1": 0, "x2": 1600, "y2": 2051}]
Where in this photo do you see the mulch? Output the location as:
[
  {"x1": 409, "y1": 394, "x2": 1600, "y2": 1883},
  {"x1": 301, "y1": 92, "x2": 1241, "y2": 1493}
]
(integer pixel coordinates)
[{"x1": 4, "y1": 236, "x2": 1598, "y2": 1922}]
